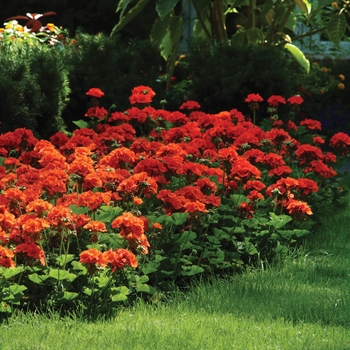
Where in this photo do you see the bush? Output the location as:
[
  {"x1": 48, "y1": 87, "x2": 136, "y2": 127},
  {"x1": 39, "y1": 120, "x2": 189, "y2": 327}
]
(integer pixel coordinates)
[
  {"x1": 0, "y1": 42, "x2": 70, "y2": 139},
  {"x1": 62, "y1": 33, "x2": 165, "y2": 131},
  {"x1": 169, "y1": 41, "x2": 301, "y2": 118}
]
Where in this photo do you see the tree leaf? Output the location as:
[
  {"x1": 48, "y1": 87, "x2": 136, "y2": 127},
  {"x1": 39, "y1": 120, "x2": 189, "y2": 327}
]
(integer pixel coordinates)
[
  {"x1": 111, "y1": 0, "x2": 151, "y2": 37},
  {"x1": 327, "y1": 13, "x2": 347, "y2": 46},
  {"x1": 284, "y1": 43, "x2": 310, "y2": 73},
  {"x1": 293, "y1": 0, "x2": 311, "y2": 15},
  {"x1": 156, "y1": 0, "x2": 180, "y2": 20},
  {"x1": 246, "y1": 27, "x2": 265, "y2": 45},
  {"x1": 116, "y1": 0, "x2": 132, "y2": 18}
]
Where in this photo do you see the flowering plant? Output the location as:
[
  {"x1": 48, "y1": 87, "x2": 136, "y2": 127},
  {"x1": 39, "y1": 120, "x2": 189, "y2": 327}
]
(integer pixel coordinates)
[
  {"x1": 0, "y1": 12, "x2": 68, "y2": 47},
  {"x1": 0, "y1": 86, "x2": 349, "y2": 316}
]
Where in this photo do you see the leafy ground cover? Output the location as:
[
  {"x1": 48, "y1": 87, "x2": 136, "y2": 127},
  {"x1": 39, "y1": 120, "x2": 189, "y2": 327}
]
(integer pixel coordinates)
[
  {"x1": 1, "y1": 86, "x2": 350, "y2": 317},
  {"x1": 0, "y1": 204, "x2": 349, "y2": 349}
]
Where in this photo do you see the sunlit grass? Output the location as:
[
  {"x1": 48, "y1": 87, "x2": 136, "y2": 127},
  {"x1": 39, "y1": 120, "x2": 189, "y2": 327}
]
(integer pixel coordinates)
[{"x1": 1, "y1": 197, "x2": 350, "y2": 350}]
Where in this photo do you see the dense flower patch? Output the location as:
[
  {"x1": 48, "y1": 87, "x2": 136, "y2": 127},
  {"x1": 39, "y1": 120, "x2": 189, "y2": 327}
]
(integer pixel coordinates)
[{"x1": 0, "y1": 87, "x2": 349, "y2": 315}]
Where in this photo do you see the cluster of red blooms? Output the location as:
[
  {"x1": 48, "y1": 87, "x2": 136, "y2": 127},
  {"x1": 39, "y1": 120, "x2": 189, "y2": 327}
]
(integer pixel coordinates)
[{"x1": 0, "y1": 87, "x2": 347, "y2": 269}]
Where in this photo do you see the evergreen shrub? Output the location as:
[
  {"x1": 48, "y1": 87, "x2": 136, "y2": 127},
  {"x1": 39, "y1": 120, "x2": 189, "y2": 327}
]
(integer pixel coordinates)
[{"x1": 0, "y1": 42, "x2": 70, "y2": 139}]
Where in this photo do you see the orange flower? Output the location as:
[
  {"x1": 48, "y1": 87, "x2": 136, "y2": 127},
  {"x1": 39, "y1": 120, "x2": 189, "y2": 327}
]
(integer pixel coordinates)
[
  {"x1": 83, "y1": 220, "x2": 107, "y2": 232},
  {"x1": 103, "y1": 248, "x2": 138, "y2": 272},
  {"x1": 0, "y1": 245, "x2": 15, "y2": 268},
  {"x1": 26, "y1": 199, "x2": 53, "y2": 217},
  {"x1": 111, "y1": 212, "x2": 150, "y2": 254},
  {"x1": 21, "y1": 217, "x2": 50, "y2": 242},
  {"x1": 133, "y1": 197, "x2": 143, "y2": 206},
  {"x1": 339, "y1": 74, "x2": 345, "y2": 81},
  {"x1": 80, "y1": 248, "x2": 107, "y2": 274},
  {"x1": 15, "y1": 242, "x2": 46, "y2": 266},
  {"x1": 338, "y1": 83, "x2": 345, "y2": 90}
]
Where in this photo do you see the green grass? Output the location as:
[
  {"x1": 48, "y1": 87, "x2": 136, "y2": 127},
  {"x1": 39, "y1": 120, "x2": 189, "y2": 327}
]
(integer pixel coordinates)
[{"x1": 1, "y1": 207, "x2": 350, "y2": 349}]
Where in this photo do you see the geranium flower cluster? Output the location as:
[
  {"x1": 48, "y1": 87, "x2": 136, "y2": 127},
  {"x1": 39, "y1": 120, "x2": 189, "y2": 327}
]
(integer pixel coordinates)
[{"x1": 0, "y1": 86, "x2": 348, "y2": 276}]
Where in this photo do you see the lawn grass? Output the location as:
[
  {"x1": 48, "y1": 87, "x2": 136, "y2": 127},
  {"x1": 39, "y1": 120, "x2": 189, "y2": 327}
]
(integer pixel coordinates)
[{"x1": 1, "y1": 202, "x2": 350, "y2": 349}]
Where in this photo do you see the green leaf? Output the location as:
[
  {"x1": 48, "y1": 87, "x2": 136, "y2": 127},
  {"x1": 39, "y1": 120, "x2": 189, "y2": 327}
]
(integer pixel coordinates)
[
  {"x1": 9, "y1": 284, "x2": 27, "y2": 295},
  {"x1": 0, "y1": 301, "x2": 11, "y2": 314},
  {"x1": 96, "y1": 276, "x2": 111, "y2": 288},
  {"x1": 168, "y1": 212, "x2": 189, "y2": 226},
  {"x1": 28, "y1": 273, "x2": 49, "y2": 284},
  {"x1": 72, "y1": 120, "x2": 89, "y2": 129},
  {"x1": 111, "y1": 0, "x2": 151, "y2": 36},
  {"x1": 110, "y1": 286, "x2": 130, "y2": 302},
  {"x1": 277, "y1": 229, "x2": 310, "y2": 238},
  {"x1": 83, "y1": 287, "x2": 92, "y2": 296},
  {"x1": 176, "y1": 230, "x2": 197, "y2": 244},
  {"x1": 69, "y1": 205, "x2": 89, "y2": 215},
  {"x1": 269, "y1": 212, "x2": 293, "y2": 229},
  {"x1": 244, "y1": 239, "x2": 258, "y2": 255},
  {"x1": 285, "y1": 12, "x2": 297, "y2": 32},
  {"x1": 1, "y1": 266, "x2": 24, "y2": 279},
  {"x1": 293, "y1": 0, "x2": 311, "y2": 15},
  {"x1": 71, "y1": 261, "x2": 87, "y2": 273},
  {"x1": 246, "y1": 27, "x2": 265, "y2": 45},
  {"x1": 156, "y1": 0, "x2": 180, "y2": 20},
  {"x1": 327, "y1": 13, "x2": 347, "y2": 46},
  {"x1": 181, "y1": 265, "x2": 204, "y2": 276},
  {"x1": 142, "y1": 261, "x2": 160, "y2": 275},
  {"x1": 96, "y1": 205, "x2": 123, "y2": 223},
  {"x1": 116, "y1": 0, "x2": 132, "y2": 18},
  {"x1": 284, "y1": 43, "x2": 310, "y2": 73},
  {"x1": 58, "y1": 291, "x2": 79, "y2": 301},
  {"x1": 136, "y1": 283, "x2": 156, "y2": 294},
  {"x1": 56, "y1": 254, "x2": 75, "y2": 267},
  {"x1": 49, "y1": 269, "x2": 77, "y2": 282}
]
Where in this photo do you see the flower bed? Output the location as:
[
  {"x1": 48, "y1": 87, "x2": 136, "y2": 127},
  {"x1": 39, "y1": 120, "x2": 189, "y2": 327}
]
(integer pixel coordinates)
[{"x1": 0, "y1": 86, "x2": 349, "y2": 316}]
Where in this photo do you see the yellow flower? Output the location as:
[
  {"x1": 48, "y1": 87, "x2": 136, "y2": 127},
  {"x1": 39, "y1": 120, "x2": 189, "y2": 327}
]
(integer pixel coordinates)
[
  {"x1": 331, "y1": 2, "x2": 339, "y2": 8},
  {"x1": 179, "y1": 54, "x2": 186, "y2": 59},
  {"x1": 46, "y1": 23, "x2": 55, "y2": 32},
  {"x1": 338, "y1": 83, "x2": 345, "y2": 90},
  {"x1": 339, "y1": 74, "x2": 345, "y2": 81}
]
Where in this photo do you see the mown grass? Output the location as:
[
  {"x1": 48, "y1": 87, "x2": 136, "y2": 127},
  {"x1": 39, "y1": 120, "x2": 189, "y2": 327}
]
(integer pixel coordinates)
[{"x1": 1, "y1": 199, "x2": 350, "y2": 349}]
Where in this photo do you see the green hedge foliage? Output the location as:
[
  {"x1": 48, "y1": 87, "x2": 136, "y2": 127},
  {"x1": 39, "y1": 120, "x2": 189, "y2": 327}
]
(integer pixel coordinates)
[{"x1": 0, "y1": 42, "x2": 70, "y2": 139}]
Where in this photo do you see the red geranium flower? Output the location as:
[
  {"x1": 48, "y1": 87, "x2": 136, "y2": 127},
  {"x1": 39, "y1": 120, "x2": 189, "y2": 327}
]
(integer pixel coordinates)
[
  {"x1": 287, "y1": 95, "x2": 304, "y2": 105},
  {"x1": 300, "y1": 119, "x2": 322, "y2": 131},
  {"x1": 86, "y1": 88, "x2": 105, "y2": 98},
  {"x1": 129, "y1": 86, "x2": 156, "y2": 105},
  {"x1": 179, "y1": 100, "x2": 201, "y2": 110},
  {"x1": 267, "y1": 95, "x2": 286, "y2": 107},
  {"x1": 245, "y1": 93, "x2": 263, "y2": 103}
]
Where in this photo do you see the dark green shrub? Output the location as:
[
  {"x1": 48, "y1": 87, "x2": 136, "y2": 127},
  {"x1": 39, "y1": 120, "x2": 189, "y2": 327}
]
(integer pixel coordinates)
[
  {"x1": 180, "y1": 41, "x2": 300, "y2": 118},
  {"x1": 62, "y1": 33, "x2": 165, "y2": 130},
  {"x1": 0, "y1": 42, "x2": 70, "y2": 138}
]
